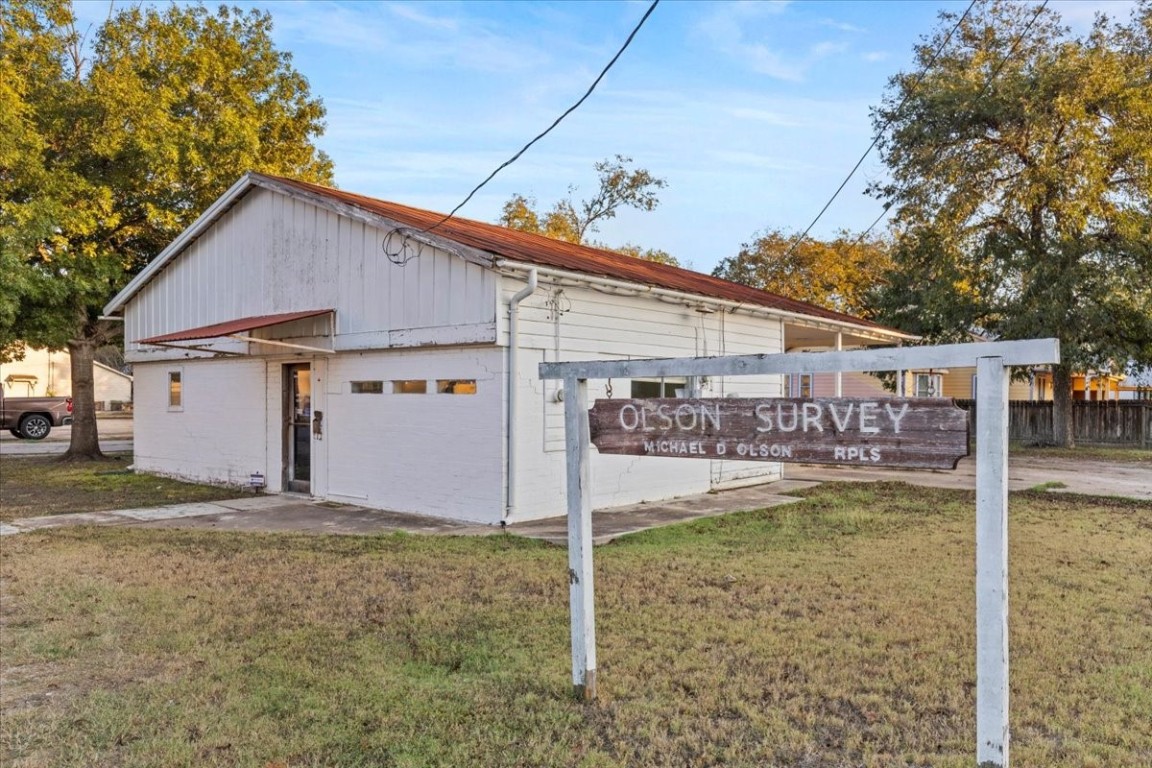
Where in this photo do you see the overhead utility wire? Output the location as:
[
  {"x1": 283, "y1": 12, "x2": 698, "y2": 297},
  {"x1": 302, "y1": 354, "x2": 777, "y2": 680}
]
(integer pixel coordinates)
[
  {"x1": 423, "y1": 0, "x2": 660, "y2": 234},
  {"x1": 781, "y1": 0, "x2": 978, "y2": 260},
  {"x1": 849, "y1": 0, "x2": 1051, "y2": 247}
]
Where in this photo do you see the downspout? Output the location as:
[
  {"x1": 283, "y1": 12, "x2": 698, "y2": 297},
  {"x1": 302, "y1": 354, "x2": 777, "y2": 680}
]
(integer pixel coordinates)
[{"x1": 505, "y1": 269, "x2": 539, "y2": 522}]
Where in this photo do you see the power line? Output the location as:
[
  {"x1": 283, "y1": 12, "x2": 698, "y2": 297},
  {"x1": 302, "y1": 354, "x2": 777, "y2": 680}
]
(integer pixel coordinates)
[
  {"x1": 424, "y1": 0, "x2": 660, "y2": 234},
  {"x1": 782, "y1": 0, "x2": 978, "y2": 260},
  {"x1": 850, "y1": 0, "x2": 1051, "y2": 247}
]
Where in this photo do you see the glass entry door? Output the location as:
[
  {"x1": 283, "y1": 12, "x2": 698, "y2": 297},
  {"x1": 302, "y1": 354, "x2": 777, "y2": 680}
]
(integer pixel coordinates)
[{"x1": 284, "y1": 363, "x2": 311, "y2": 493}]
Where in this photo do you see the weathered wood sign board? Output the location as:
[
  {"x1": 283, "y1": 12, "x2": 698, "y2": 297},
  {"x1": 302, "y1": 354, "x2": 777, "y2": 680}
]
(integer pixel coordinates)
[{"x1": 588, "y1": 397, "x2": 969, "y2": 470}]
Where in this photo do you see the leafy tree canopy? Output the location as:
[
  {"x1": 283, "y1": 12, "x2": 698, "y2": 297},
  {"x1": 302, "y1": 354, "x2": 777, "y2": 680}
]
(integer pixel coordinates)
[
  {"x1": 498, "y1": 155, "x2": 679, "y2": 266},
  {"x1": 1, "y1": 0, "x2": 332, "y2": 455},
  {"x1": 712, "y1": 229, "x2": 893, "y2": 317},
  {"x1": 868, "y1": 0, "x2": 1152, "y2": 444}
]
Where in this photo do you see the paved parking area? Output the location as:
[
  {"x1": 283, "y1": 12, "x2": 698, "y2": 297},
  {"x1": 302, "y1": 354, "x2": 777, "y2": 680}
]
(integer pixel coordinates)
[{"x1": 0, "y1": 416, "x2": 134, "y2": 456}]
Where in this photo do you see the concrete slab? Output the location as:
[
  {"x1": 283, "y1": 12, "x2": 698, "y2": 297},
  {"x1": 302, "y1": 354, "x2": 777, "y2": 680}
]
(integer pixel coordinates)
[
  {"x1": 214, "y1": 496, "x2": 301, "y2": 511},
  {"x1": 109, "y1": 503, "x2": 231, "y2": 521},
  {"x1": 507, "y1": 483, "x2": 809, "y2": 546}
]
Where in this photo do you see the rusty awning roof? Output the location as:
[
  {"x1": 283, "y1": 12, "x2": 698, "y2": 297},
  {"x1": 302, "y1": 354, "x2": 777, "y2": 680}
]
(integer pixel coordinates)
[{"x1": 138, "y1": 309, "x2": 334, "y2": 345}]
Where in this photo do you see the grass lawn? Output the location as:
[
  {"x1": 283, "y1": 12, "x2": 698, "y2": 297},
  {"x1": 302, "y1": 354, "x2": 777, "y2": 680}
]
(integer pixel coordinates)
[
  {"x1": 1009, "y1": 443, "x2": 1151, "y2": 464},
  {"x1": 0, "y1": 455, "x2": 244, "y2": 523},
  {"x1": 2, "y1": 483, "x2": 1150, "y2": 767}
]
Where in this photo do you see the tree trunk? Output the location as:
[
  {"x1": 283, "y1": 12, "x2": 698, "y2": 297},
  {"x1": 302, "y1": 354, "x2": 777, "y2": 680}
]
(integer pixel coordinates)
[
  {"x1": 1051, "y1": 363, "x2": 1075, "y2": 448},
  {"x1": 61, "y1": 337, "x2": 104, "y2": 460}
]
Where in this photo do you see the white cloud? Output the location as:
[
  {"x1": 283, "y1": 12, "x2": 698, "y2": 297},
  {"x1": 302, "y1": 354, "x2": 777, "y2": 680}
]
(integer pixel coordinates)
[
  {"x1": 697, "y1": 2, "x2": 856, "y2": 82},
  {"x1": 862, "y1": 51, "x2": 891, "y2": 63},
  {"x1": 819, "y1": 18, "x2": 867, "y2": 33},
  {"x1": 1052, "y1": 0, "x2": 1139, "y2": 32},
  {"x1": 271, "y1": 1, "x2": 549, "y2": 74},
  {"x1": 810, "y1": 41, "x2": 849, "y2": 58},
  {"x1": 384, "y1": 2, "x2": 461, "y2": 31}
]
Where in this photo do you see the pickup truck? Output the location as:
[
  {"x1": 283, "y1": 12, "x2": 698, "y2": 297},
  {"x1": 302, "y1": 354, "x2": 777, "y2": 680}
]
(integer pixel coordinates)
[{"x1": 0, "y1": 391, "x2": 73, "y2": 440}]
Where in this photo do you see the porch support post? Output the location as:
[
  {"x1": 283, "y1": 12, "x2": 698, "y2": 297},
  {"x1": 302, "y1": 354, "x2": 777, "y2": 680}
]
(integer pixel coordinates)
[
  {"x1": 975, "y1": 356, "x2": 1010, "y2": 767},
  {"x1": 834, "y1": 332, "x2": 843, "y2": 397},
  {"x1": 563, "y1": 374, "x2": 596, "y2": 700}
]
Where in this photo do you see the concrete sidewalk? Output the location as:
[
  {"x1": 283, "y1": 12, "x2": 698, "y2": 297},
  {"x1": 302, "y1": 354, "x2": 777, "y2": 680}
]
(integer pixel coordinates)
[
  {"x1": 4, "y1": 454, "x2": 1144, "y2": 541},
  {"x1": 0, "y1": 481, "x2": 817, "y2": 544}
]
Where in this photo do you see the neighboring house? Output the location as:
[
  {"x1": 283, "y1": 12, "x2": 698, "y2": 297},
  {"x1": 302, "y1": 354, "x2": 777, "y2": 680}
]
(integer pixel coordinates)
[
  {"x1": 926, "y1": 367, "x2": 1126, "y2": 402},
  {"x1": 903, "y1": 366, "x2": 1034, "y2": 401},
  {"x1": 1118, "y1": 369, "x2": 1152, "y2": 401},
  {"x1": 0, "y1": 345, "x2": 133, "y2": 410},
  {"x1": 101, "y1": 172, "x2": 912, "y2": 525}
]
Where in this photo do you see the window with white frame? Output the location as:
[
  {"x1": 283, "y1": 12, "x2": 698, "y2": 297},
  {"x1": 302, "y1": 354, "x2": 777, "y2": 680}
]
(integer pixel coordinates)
[
  {"x1": 630, "y1": 378, "x2": 687, "y2": 398},
  {"x1": 350, "y1": 381, "x2": 384, "y2": 394},
  {"x1": 437, "y1": 379, "x2": 477, "y2": 394},
  {"x1": 168, "y1": 370, "x2": 183, "y2": 410},
  {"x1": 392, "y1": 379, "x2": 427, "y2": 394},
  {"x1": 914, "y1": 372, "x2": 943, "y2": 398},
  {"x1": 784, "y1": 373, "x2": 813, "y2": 398}
]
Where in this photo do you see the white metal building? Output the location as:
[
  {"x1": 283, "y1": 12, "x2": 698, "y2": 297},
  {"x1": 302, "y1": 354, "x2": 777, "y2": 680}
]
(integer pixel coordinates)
[{"x1": 102, "y1": 173, "x2": 911, "y2": 524}]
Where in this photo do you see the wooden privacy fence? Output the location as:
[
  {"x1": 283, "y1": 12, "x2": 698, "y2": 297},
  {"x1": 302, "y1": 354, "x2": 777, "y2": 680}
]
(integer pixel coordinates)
[{"x1": 954, "y1": 400, "x2": 1152, "y2": 448}]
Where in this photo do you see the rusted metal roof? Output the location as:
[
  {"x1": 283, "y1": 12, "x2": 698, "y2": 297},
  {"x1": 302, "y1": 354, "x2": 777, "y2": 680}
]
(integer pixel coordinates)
[
  {"x1": 256, "y1": 174, "x2": 902, "y2": 334},
  {"x1": 139, "y1": 309, "x2": 334, "y2": 344}
]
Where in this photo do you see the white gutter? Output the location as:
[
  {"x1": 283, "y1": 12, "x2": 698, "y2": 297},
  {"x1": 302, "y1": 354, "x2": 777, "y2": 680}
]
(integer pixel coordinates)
[
  {"x1": 493, "y1": 260, "x2": 915, "y2": 343},
  {"x1": 505, "y1": 269, "x2": 538, "y2": 521}
]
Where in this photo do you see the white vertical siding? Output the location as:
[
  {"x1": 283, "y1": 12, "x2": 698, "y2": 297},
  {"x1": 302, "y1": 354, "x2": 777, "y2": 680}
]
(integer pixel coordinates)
[
  {"x1": 502, "y1": 276, "x2": 786, "y2": 522},
  {"x1": 124, "y1": 188, "x2": 497, "y2": 362}
]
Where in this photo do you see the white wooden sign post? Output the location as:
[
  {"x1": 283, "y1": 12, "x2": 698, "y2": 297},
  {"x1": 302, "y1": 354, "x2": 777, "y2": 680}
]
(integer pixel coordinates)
[{"x1": 540, "y1": 339, "x2": 1060, "y2": 768}]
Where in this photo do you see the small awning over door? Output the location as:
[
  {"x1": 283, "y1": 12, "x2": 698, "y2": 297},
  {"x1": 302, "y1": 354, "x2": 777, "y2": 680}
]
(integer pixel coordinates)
[{"x1": 138, "y1": 309, "x2": 335, "y2": 355}]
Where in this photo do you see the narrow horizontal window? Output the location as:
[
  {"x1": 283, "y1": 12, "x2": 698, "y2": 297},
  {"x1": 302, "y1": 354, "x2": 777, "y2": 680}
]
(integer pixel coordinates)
[
  {"x1": 392, "y1": 379, "x2": 427, "y2": 394},
  {"x1": 437, "y1": 379, "x2": 477, "y2": 395},
  {"x1": 350, "y1": 381, "x2": 384, "y2": 394}
]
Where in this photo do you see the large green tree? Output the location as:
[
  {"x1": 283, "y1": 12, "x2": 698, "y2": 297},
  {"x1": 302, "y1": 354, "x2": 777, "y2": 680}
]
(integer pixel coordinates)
[
  {"x1": 1, "y1": 0, "x2": 333, "y2": 458},
  {"x1": 499, "y1": 155, "x2": 679, "y2": 266},
  {"x1": 712, "y1": 229, "x2": 893, "y2": 317},
  {"x1": 869, "y1": 0, "x2": 1152, "y2": 446}
]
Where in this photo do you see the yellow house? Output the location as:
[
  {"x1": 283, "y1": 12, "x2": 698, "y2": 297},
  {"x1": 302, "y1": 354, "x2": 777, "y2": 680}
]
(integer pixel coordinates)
[
  {"x1": 906, "y1": 366, "x2": 1125, "y2": 401},
  {"x1": 0, "y1": 345, "x2": 134, "y2": 409}
]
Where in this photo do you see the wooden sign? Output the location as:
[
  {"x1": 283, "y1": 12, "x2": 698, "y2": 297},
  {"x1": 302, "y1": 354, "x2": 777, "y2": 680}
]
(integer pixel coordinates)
[{"x1": 588, "y1": 397, "x2": 970, "y2": 470}]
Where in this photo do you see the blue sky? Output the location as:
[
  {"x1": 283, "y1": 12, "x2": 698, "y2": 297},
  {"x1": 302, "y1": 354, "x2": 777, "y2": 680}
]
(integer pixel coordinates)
[{"x1": 74, "y1": 0, "x2": 1134, "y2": 273}]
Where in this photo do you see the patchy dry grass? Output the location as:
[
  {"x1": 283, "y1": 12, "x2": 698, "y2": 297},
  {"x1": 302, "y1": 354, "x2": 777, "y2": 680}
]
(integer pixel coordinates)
[
  {"x1": 0, "y1": 455, "x2": 243, "y2": 522},
  {"x1": 1, "y1": 483, "x2": 1149, "y2": 767}
]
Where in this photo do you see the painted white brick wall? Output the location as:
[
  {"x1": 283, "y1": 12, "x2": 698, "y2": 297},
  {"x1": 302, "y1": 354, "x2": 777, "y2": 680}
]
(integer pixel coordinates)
[
  {"x1": 133, "y1": 359, "x2": 270, "y2": 488},
  {"x1": 322, "y1": 347, "x2": 504, "y2": 523}
]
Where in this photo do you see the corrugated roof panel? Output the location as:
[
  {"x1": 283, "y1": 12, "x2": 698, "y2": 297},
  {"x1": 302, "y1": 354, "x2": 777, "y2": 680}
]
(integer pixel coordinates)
[
  {"x1": 255, "y1": 174, "x2": 902, "y2": 335},
  {"x1": 139, "y1": 309, "x2": 334, "y2": 344}
]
